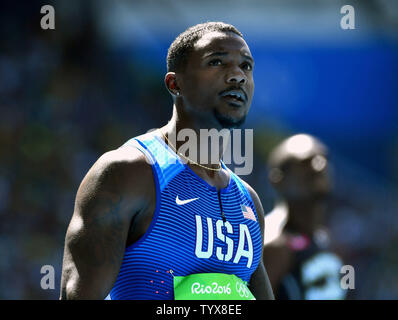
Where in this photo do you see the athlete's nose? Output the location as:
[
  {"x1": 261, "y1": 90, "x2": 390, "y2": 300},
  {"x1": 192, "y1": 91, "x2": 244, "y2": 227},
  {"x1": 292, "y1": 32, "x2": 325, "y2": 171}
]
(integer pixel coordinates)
[{"x1": 226, "y1": 68, "x2": 246, "y2": 85}]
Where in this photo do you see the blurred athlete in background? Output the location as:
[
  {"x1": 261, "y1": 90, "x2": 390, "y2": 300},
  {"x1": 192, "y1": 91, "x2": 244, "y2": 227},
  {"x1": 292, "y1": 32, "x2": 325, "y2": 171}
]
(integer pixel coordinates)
[
  {"x1": 60, "y1": 22, "x2": 274, "y2": 300},
  {"x1": 263, "y1": 134, "x2": 345, "y2": 300}
]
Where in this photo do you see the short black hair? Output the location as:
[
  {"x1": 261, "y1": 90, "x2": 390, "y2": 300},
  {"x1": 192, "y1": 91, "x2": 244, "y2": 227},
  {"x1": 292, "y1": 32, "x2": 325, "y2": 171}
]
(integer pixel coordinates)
[{"x1": 167, "y1": 22, "x2": 243, "y2": 73}]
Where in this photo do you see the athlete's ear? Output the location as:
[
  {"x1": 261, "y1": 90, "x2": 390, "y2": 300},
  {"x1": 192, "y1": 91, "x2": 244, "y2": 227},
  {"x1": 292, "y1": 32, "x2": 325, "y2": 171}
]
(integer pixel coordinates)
[{"x1": 165, "y1": 72, "x2": 181, "y2": 97}]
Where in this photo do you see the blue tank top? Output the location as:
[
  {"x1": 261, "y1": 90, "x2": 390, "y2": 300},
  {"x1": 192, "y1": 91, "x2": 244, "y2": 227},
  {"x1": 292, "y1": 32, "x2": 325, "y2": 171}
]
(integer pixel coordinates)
[{"x1": 108, "y1": 131, "x2": 262, "y2": 300}]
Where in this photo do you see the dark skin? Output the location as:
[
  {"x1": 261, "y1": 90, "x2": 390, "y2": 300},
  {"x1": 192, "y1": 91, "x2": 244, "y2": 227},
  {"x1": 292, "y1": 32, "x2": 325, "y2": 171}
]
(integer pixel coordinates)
[
  {"x1": 60, "y1": 31, "x2": 274, "y2": 300},
  {"x1": 263, "y1": 151, "x2": 331, "y2": 295}
]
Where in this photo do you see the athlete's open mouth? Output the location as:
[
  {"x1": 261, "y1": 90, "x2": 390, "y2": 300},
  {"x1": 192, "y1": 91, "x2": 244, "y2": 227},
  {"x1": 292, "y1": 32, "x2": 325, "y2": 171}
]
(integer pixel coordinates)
[{"x1": 219, "y1": 89, "x2": 246, "y2": 105}]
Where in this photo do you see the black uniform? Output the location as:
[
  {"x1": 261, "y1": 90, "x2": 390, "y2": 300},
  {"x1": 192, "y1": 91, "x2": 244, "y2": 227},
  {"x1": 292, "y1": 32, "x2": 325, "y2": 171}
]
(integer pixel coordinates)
[{"x1": 277, "y1": 232, "x2": 345, "y2": 300}]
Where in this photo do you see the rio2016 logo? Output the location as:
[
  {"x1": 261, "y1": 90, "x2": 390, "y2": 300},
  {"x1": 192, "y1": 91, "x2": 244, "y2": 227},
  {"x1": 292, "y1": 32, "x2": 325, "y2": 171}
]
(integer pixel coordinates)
[
  {"x1": 190, "y1": 280, "x2": 251, "y2": 298},
  {"x1": 235, "y1": 280, "x2": 250, "y2": 298},
  {"x1": 191, "y1": 282, "x2": 231, "y2": 295}
]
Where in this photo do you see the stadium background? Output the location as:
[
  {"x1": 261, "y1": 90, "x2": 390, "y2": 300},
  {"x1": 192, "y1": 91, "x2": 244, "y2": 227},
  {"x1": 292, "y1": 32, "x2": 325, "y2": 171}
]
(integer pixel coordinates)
[{"x1": 0, "y1": 0, "x2": 397, "y2": 299}]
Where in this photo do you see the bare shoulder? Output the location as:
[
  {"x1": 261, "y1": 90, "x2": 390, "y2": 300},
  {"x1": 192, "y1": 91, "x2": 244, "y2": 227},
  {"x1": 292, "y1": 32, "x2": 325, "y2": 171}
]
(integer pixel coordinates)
[
  {"x1": 264, "y1": 233, "x2": 289, "y2": 250},
  {"x1": 76, "y1": 143, "x2": 155, "y2": 207},
  {"x1": 90, "y1": 144, "x2": 153, "y2": 187},
  {"x1": 61, "y1": 142, "x2": 156, "y2": 299},
  {"x1": 263, "y1": 233, "x2": 294, "y2": 270},
  {"x1": 70, "y1": 142, "x2": 157, "y2": 246}
]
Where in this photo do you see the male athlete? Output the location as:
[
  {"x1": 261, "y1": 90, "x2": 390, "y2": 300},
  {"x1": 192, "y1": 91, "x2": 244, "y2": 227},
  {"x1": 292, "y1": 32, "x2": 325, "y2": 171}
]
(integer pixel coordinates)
[
  {"x1": 263, "y1": 134, "x2": 345, "y2": 300},
  {"x1": 60, "y1": 22, "x2": 274, "y2": 300}
]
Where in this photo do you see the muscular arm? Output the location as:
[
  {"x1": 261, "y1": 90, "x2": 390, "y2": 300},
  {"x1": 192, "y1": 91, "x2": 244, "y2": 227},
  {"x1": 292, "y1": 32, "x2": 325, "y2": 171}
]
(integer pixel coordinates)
[
  {"x1": 242, "y1": 181, "x2": 275, "y2": 300},
  {"x1": 60, "y1": 148, "x2": 152, "y2": 299}
]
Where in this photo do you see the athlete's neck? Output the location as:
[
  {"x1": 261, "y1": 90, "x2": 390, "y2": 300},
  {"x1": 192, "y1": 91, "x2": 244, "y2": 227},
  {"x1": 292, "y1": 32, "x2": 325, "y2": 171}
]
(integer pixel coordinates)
[
  {"x1": 162, "y1": 106, "x2": 228, "y2": 169},
  {"x1": 160, "y1": 106, "x2": 231, "y2": 186}
]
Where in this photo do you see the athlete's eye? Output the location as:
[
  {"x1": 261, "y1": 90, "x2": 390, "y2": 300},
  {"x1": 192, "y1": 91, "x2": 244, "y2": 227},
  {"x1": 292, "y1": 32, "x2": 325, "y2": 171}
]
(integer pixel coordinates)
[
  {"x1": 208, "y1": 59, "x2": 222, "y2": 66},
  {"x1": 241, "y1": 62, "x2": 253, "y2": 71}
]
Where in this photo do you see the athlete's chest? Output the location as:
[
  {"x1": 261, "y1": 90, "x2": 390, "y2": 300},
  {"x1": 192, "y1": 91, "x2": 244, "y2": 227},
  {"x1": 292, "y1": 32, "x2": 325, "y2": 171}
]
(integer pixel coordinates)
[{"x1": 155, "y1": 175, "x2": 262, "y2": 271}]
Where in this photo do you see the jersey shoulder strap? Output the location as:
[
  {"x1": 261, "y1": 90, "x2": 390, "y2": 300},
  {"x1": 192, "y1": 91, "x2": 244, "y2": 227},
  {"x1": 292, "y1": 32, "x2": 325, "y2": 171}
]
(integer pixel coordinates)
[{"x1": 121, "y1": 130, "x2": 186, "y2": 192}]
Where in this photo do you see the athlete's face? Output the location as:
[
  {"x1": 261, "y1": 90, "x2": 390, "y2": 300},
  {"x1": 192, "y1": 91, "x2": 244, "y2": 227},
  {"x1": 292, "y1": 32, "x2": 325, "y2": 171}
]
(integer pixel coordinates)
[
  {"x1": 178, "y1": 31, "x2": 254, "y2": 129},
  {"x1": 282, "y1": 157, "x2": 332, "y2": 233}
]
